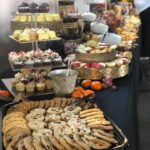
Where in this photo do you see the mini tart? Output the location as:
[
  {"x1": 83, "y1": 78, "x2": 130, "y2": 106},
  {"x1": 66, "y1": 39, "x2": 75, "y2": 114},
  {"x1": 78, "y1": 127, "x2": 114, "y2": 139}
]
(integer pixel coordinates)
[
  {"x1": 36, "y1": 82, "x2": 46, "y2": 92},
  {"x1": 15, "y1": 82, "x2": 25, "y2": 92}
]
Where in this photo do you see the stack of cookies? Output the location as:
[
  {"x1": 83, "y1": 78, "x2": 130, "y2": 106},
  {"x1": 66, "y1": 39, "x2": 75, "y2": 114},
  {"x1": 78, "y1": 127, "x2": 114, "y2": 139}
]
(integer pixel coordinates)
[{"x1": 3, "y1": 97, "x2": 118, "y2": 150}]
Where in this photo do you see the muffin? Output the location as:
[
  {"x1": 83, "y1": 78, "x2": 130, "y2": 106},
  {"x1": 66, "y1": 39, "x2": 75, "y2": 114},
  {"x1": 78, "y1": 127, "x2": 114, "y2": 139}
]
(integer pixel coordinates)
[
  {"x1": 36, "y1": 82, "x2": 45, "y2": 92},
  {"x1": 43, "y1": 58, "x2": 52, "y2": 66},
  {"x1": 45, "y1": 79, "x2": 53, "y2": 90},
  {"x1": 53, "y1": 57, "x2": 62, "y2": 66},
  {"x1": 15, "y1": 82, "x2": 25, "y2": 92},
  {"x1": 24, "y1": 59, "x2": 34, "y2": 68},
  {"x1": 26, "y1": 82, "x2": 35, "y2": 93},
  {"x1": 29, "y1": 2, "x2": 39, "y2": 13},
  {"x1": 39, "y1": 3, "x2": 49, "y2": 13},
  {"x1": 34, "y1": 59, "x2": 43, "y2": 67},
  {"x1": 18, "y1": 2, "x2": 29, "y2": 13}
]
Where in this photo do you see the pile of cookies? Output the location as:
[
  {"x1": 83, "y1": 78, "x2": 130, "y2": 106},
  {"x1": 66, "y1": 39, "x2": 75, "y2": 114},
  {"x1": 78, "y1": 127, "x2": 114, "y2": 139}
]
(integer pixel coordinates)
[{"x1": 3, "y1": 97, "x2": 118, "y2": 150}]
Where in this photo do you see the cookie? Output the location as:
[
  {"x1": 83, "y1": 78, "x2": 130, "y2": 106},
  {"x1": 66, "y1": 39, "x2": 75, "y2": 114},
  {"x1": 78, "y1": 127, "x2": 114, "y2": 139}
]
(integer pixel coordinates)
[
  {"x1": 93, "y1": 129, "x2": 114, "y2": 138},
  {"x1": 38, "y1": 101, "x2": 45, "y2": 108},
  {"x1": 60, "y1": 98, "x2": 68, "y2": 108},
  {"x1": 48, "y1": 134, "x2": 65, "y2": 150},
  {"x1": 3, "y1": 118, "x2": 27, "y2": 127},
  {"x1": 80, "y1": 108, "x2": 101, "y2": 115},
  {"x1": 63, "y1": 134, "x2": 84, "y2": 150},
  {"x1": 52, "y1": 97, "x2": 62, "y2": 107},
  {"x1": 44, "y1": 100, "x2": 51, "y2": 109},
  {"x1": 48, "y1": 121, "x2": 66, "y2": 129},
  {"x1": 28, "y1": 121, "x2": 46, "y2": 130},
  {"x1": 84, "y1": 114, "x2": 104, "y2": 121},
  {"x1": 4, "y1": 112, "x2": 25, "y2": 121},
  {"x1": 6, "y1": 138, "x2": 19, "y2": 150},
  {"x1": 73, "y1": 134, "x2": 91, "y2": 150},
  {"x1": 49, "y1": 100, "x2": 55, "y2": 107},
  {"x1": 47, "y1": 107, "x2": 63, "y2": 114},
  {"x1": 87, "y1": 120, "x2": 111, "y2": 127},
  {"x1": 33, "y1": 137, "x2": 45, "y2": 150},
  {"x1": 34, "y1": 101, "x2": 40, "y2": 108},
  {"x1": 80, "y1": 111, "x2": 103, "y2": 119},
  {"x1": 32, "y1": 129, "x2": 52, "y2": 138},
  {"x1": 82, "y1": 136, "x2": 111, "y2": 150},
  {"x1": 45, "y1": 114, "x2": 61, "y2": 122},
  {"x1": 88, "y1": 124, "x2": 114, "y2": 130},
  {"x1": 92, "y1": 131, "x2": 118, "y2": 144},
  {"x1": 85, "y1": 118, "x2": 106, "y2": 124},
  {"x1": 17, "y1": 139, "x2": 26, "y2": 150},
  {"x1": 53, "y1": 128, "x2": 73, "y2": 150},
  {"x1": 23, "y1": 136, "x2": 35, "y2": 150},
  {"x1": 41, "y1": 136, "x2": 53, "y2": 150},
  {"x1": 3, "y1": 122, "x2": 28, "y2": 133}
]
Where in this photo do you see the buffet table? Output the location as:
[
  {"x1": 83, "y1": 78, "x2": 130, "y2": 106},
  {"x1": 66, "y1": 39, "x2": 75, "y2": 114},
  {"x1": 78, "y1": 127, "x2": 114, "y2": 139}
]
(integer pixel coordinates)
[{"x1": 0, "y1": 43, "x2": 139, "y2": 150}]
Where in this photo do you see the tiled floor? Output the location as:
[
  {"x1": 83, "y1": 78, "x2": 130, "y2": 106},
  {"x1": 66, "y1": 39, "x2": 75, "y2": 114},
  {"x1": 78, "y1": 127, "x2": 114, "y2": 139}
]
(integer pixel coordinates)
[{"x1": 138, "y1": 60, "x2": 150, "y2": 150}]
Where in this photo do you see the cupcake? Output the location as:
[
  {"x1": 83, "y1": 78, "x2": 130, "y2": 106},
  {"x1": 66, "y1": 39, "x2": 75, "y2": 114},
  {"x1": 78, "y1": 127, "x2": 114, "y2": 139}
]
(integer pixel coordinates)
[
  {"x1": 43, "y1": 58, "x2": 52, "y2": 66},
  {"x1": 15, "y1": 82, "x2": 25, "y2": 92},
  {"x1": 34, "y1": 59, "x2": 43, "y2": 67},
  {"x1": 36, "y1": 82, "x2": 45, "y2": 92},
  {"x1": 29, "y1": 3, "x2": 39, "y2": 13},
  {"x1": 24, "y1": 59, "x2": 34, "y2": 68},
  {"x1": 15, "y1": 72, "x2": 23, "y2": 80},
  {"x1": 45, "y1": 79, "x2": 53, "y2": 90},
  {"x1": 39, "y1": 3, "x2": 50, "y2": 13},
  {"x1": 52, "y1": 57, "x2": 62, "y2": 66},
  {"x1": 26, "y1": 82, "x2": 35, "y2": 93},
  {"x1": 18, "y1": 2, "x2": 29, "y2": 13}
]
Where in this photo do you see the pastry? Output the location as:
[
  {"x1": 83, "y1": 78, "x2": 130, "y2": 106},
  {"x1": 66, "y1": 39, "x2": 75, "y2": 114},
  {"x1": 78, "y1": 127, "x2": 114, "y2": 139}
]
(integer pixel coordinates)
[
  {"x1": 39, "y1": 3, "x2": 49, "y2": 13},
  {"x1": 29, "y1": 2, "x2": 39, "y2": 13},
  {"x1": 19, "y1": 32, "x2": 30, "y2": 42},
  {"x1": 43, "y1": 58, "x2": 52, "y2": 66},
  {"x1": 12, "y1": 30, "x2": 22, "y2": 40},
  {"x1": 26, "y1": 82, "x2": 35, "y2": 93},
  {"x1": 30, "y1": 29, "x2": 38, "y2": 41},
  {"x1": 38, "y1": 30, "x2": 49, "y2": 41},
  {"x1": 18, "y1": 2, "x2": 29, "y2": 13},
  {"x1": 24, "y1": 59, "x2": 34, "y2": 68},
  {"x1": 15, "y1": 82, "x2": 25, "y2": 92},
  {"x1": 36, "y1": 82, "x2": 46, "y2": 92},
  {"x1": 36, "y1": 14, "x2": 45, "y2": 22}
]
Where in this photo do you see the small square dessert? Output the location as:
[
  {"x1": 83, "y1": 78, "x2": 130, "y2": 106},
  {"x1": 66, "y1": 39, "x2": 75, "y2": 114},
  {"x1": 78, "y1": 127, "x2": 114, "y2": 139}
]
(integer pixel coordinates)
[
  {"x1": 52, "y1": 57, "x2": 63, "y2": 66},
  {"x1": 13, "y1": 60, "x2": 24, "y2": 69},
  {"x1": 24, "y1": 59, "x2": 34, "y2": 68},
  {"x1": 34, "y1": 59, "x2": 43, "y2": 67},
  {"x1": 43, "y1": 58, "x2": 52, "y2": 66}
]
